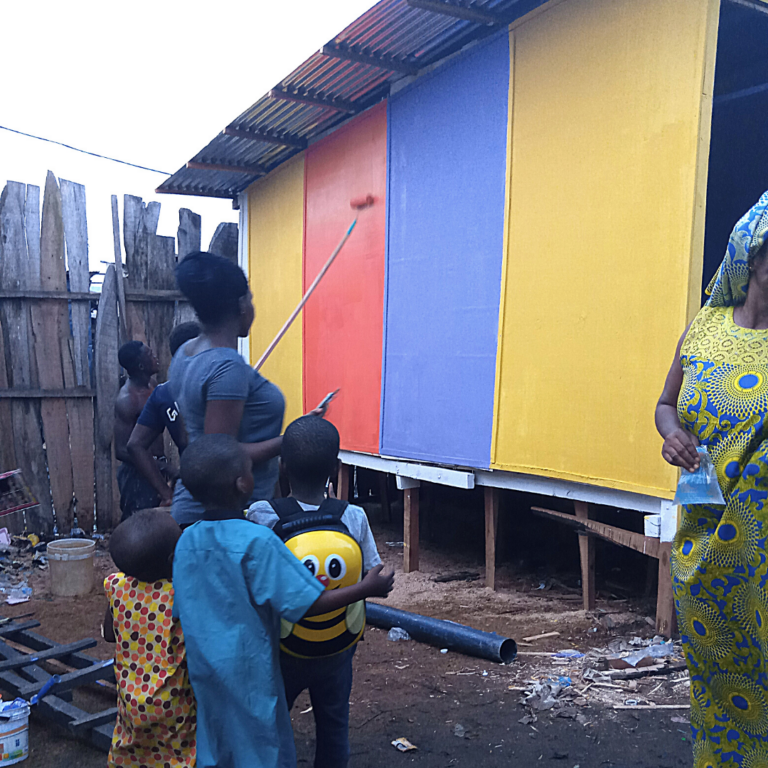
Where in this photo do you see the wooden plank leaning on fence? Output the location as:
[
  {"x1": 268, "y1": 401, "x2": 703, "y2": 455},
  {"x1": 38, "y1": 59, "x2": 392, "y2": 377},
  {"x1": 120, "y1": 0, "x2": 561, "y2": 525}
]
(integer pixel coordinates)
[
  {"x1": 60, "y1": 179, "x2": 96, "y2": 532},
  {"x1": 94, "y1": 266, "x2": 120, "y2": 529}
]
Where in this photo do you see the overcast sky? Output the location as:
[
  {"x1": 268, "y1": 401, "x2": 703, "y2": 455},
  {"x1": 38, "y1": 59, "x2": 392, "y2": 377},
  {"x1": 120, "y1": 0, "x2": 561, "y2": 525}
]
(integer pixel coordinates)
[{"x1": 0, "y1": 0, "x2": 376, "y2": 283}]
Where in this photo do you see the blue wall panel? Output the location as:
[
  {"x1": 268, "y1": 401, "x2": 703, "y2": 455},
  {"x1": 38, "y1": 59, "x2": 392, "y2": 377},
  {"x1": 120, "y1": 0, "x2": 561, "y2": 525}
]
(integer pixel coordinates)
[{"x1": 380, "y1": 31, "x2": 509, "y2": 467}]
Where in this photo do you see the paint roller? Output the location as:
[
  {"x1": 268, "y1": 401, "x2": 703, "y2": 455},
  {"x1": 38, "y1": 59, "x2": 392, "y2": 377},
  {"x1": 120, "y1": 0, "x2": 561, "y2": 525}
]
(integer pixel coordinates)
[{"x1": 253, "y1": 195, "x2": 376, "y2": 372}]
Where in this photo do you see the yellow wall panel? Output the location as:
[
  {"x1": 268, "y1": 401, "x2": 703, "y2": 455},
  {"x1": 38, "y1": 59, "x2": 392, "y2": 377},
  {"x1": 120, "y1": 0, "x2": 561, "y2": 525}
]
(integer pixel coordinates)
[
  {"x1": 492, "y1": 0, "x2": 719, "y2": 497},
  {"x1": 247, "y1": 154, "x2": 305, "y2": 427}
]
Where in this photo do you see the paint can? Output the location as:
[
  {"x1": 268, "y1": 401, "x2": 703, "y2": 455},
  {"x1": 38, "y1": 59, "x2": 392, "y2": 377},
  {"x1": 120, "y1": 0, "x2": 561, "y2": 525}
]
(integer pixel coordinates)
[
  {"x1": 0, "y1": 700, "x2": 30, "y2": 765},
  {"x1": 47, "y1": 539, "x2": 95, "y2": 597}
]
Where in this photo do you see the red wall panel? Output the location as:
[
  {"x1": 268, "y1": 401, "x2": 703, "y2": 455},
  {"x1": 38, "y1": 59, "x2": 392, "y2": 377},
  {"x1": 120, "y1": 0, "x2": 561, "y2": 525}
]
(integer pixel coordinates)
[{"x1": 303, "y1": 103, "x2": 387, "y2": 453}]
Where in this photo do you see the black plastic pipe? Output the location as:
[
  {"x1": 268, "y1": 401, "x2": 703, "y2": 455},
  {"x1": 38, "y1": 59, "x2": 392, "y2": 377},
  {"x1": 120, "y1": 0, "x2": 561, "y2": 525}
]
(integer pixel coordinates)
[{"x1": 366, "y1": 602, "x2": 517, "y2": 664}]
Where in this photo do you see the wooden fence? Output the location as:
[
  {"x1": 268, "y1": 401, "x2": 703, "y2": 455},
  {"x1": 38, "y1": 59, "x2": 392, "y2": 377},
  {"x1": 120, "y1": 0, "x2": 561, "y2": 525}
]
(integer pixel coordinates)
[{"x1": 0, "y1": 171, "x2": 237, "y2": 534}]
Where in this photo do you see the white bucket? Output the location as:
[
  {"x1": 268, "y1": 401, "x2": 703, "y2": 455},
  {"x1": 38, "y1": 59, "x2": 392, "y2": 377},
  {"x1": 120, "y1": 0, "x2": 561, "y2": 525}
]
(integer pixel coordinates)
[
  {"x1": 0, "y1": 702, "x2": 29, "y2": 766},
  {"x1": 47, "y1": 539, "x2": 95, "y2": 597}
]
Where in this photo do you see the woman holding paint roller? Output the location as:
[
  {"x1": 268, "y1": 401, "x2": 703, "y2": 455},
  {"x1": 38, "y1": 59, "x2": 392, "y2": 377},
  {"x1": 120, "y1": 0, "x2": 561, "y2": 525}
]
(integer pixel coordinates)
[{"x1": 168, "y1": 251, "x2": 327, "y2": 527}]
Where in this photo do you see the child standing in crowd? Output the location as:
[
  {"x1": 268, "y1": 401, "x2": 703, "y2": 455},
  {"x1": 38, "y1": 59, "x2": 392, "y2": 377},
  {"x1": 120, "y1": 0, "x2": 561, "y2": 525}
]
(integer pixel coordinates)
[
  {"x1": 173, "y1": 433, "x2": 394, "y2": 768},
  {"x1": 248, "y1": 415, "x2": 381, "y2": 768},
  {"x1": 103, "y1": 509, "x2": 196, "y2": 768}
]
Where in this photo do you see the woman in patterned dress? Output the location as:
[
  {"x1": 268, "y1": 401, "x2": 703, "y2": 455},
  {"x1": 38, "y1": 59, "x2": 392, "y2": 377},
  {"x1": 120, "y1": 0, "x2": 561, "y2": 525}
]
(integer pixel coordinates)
[
  {"x1": 103, "y1": 508, "x2": 196, "y2": 767},
  {"x1": 656, "y1": 191, "x2": 768, "y2": 768}
]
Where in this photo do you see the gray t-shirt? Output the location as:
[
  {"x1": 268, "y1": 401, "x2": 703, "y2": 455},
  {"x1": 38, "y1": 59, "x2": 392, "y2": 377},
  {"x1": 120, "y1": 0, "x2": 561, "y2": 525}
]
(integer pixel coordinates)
[{"x1": 169, "y1": 343, "x2": 285, "y2": 526}]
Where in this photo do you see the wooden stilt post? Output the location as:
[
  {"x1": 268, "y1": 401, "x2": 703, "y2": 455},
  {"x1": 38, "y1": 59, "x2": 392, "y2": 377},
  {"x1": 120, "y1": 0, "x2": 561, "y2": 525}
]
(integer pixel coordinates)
[
  {"x1": 484, "y1": 486, "x2": 500, "y2": 591},
  {"x1": 656, "y1": 542, "x2": 677, "y2": 637},
  {"x1": 399, "y1": 477, "x2": 420, "y2": 573},
  {"x1": 337, "y1": 463, "x2": 350, "y2": 501},
  {"x1": 378, "y1": 472, "x2": 391, "y2": 522},
  {"x1": 574, "y1": 501, "x2": 596, "y2": 611}
]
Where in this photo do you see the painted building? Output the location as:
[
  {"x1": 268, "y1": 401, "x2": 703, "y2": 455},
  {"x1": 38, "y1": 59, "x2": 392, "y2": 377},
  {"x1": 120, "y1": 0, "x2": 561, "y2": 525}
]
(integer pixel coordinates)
[{"x1": 159, "y1": 0, "x2": 768, "y2": 626}]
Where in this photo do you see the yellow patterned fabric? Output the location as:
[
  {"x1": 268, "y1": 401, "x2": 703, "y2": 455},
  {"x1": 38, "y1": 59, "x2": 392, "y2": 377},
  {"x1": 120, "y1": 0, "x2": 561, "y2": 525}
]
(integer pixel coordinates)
[
  {"x1": 674, "y1": 304, "x2": 768, "y2": 766},
  {"x1": 105, "y1": 572, "x2": 196, "y2": 767}
]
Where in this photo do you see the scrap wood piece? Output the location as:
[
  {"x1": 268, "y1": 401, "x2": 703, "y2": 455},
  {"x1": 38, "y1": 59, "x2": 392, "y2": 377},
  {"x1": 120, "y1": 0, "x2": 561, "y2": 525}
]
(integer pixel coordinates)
[
  {"x1": 531, "y1": 507, "x2": 661, "y2": 559},
  {"x1": 18, "y1": 659, "x2": 114, "y2": 698},
  {"x1": 522, "y1": 631, "x2": 560, "y2": 643},
  {"x1": 0, "y1": 638, "x2": 96, "y2": 672},
  {"x1": 614, "y1": 704, "x2": 690, "y2": 710},
  {"x1": 68, "y1": 707, "x2": 118, "y2": 734},
  {"x1": 2, "y1": 637, "x2": 116, "y2": 693},
  {"x1": 33, "y1": 688, "x2": 114, "y2": 753},
  {"x1": 608, "y1": 661, "x2": 688, "y2": 680},
  {"x1": 0, "y1": 621, "x2": 41, "y2": 637},
  {"x1": 433, "y1": 571, "x2": 481, "y2": 584}
]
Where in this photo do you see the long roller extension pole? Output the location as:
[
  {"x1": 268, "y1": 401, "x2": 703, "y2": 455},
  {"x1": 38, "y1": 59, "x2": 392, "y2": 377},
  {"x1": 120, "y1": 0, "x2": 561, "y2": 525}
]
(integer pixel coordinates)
[{"x1": 253, "y1": 194, "x2": 374, "y2": 372}]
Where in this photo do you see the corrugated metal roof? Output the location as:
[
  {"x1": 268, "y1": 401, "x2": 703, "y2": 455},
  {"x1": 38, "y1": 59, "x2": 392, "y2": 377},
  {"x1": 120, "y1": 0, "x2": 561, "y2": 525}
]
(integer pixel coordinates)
[{"x1": 157, "y1": 0, "x2": 545, "y2": 200}]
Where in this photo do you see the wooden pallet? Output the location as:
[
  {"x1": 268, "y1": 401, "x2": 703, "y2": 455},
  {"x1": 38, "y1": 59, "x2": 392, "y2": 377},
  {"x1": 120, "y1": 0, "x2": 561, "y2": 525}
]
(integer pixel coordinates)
[{"x1": 0, "y1": 618, "x2": 115, "y2": 751}]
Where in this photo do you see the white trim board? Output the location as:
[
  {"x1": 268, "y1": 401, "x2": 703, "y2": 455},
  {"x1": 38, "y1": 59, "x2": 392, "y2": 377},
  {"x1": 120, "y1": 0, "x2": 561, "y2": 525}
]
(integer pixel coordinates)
[
  {"x1": 338, "y1": 450, "x2": 671, "y2": 514},
  {"x1": 338, "y1": 451, "x2": 474, "y2": 489},
  {"x1": 237, "y1": 191, "x2": 250, "y2": 365}
]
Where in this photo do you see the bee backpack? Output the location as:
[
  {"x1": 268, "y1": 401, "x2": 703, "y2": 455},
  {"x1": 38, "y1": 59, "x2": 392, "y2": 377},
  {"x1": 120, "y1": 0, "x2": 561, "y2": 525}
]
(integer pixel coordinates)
[{"x1": 270, "y1": 497, "x2": 366, "y2": 658}]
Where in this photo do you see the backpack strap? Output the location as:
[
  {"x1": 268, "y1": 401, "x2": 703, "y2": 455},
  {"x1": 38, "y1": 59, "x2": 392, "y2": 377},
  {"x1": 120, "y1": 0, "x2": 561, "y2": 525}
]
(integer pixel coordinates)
[{"x1": 269, "y1": 497, "x2": 349, "y2": 540}]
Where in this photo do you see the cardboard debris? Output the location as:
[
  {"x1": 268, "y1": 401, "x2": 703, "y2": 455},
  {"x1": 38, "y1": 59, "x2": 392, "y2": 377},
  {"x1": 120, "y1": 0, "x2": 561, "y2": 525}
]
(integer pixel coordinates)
[{"x1": 391, "y1": 738, "x2": 418, "y2": 752}]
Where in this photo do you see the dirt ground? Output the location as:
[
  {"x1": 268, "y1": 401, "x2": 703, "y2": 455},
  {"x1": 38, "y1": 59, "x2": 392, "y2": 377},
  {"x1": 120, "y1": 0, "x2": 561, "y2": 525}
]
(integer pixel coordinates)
[{"x1": 4, "y1": 502, "x2": 692, "y2": 767}]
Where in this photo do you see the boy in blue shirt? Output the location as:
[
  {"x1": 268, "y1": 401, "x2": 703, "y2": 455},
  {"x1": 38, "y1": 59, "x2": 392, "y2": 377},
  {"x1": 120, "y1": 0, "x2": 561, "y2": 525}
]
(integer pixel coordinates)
[{"x1": 173, "y1": 433, "x2": 394, "y2": 768}]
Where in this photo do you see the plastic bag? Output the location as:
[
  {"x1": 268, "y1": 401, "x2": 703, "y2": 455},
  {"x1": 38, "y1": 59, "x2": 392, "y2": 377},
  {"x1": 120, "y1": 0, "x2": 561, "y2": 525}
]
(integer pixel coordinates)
[
  {"x1": 387, "y1": 627, "x2": 411, "y2": 642},
  {"x1": 674, "y1": 446, "x2": 725, "y2": 506}
]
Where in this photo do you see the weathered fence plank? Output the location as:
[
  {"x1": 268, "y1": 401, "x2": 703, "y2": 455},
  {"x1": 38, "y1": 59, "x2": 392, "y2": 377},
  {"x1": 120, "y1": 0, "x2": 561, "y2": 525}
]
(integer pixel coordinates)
[
  {"x1": 94, "y1": 266, "x2": 119, "y2": 529},
  {"x1": 11, "y1": 400, "x2": 53, "y2": 534},
  {"x1": 0, "y1": 318, "x2": 17, "y2": 475},
  {"x1": 0, "y1": 183, "x2": 34, "y2": 390},
  {"x1": 35, "y1": 173, "x2": 75, "y2": 530},
  {"x1": 174, "y1": 209, "x2": 200, "y2": 326},
  {"x1": 177, "y1": 209, "x2": 201, "y2": 259},
  {"x1": 60, "y1": 179, "x2": 91, "y2": 387},
  {"x1": 110, "y1": 196, "x2": 129, "y2": 344},
  {"x1": 24, "y1": 185, "x2": 41, "y2": 289},
  {"x1": 209, "y1": 222, "x2": 239, "y2": 263}
]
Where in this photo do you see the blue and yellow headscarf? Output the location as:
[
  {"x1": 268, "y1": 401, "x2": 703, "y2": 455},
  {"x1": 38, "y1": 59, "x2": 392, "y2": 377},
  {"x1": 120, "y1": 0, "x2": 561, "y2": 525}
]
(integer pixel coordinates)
[{"x1": 706, "y1": 190, "x2": 768, "y2": 308}]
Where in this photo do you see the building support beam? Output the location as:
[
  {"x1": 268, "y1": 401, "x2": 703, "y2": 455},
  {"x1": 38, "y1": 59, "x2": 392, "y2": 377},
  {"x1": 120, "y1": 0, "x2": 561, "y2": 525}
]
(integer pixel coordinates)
[
  {"x1": 337, "y1": 463, "x2": 350, "y2": 501},
  {"x1": 656, "y1": 543, "x2": 677, "y2": 638},
  {"x1": 404, "y1": 485, "x2": 420, "y2": 573},
  {"x1": 406, "y1": 0, "x2": 507, "y2": 25},
  {"x1": 484, "y1": 486, "x2": 499, "y2": 591},
  {"x1": 155, "y1": 186, "x2": 236, "y2": 200},
  {"x1": 574, "y1": 501, "x2": 596, "y2": 611},
  {"x1": 270, "y1": 87, "x2": 359, "y2": 114},
  {"x1": 222, "y1": 126, "x2": 307, "y2": 149},
  {"x1": 322, "y1": 44, "x2": 419, "y2": 75},
  {"x1": 187, "y1": 161, "x2": 265, "y2": 176}
]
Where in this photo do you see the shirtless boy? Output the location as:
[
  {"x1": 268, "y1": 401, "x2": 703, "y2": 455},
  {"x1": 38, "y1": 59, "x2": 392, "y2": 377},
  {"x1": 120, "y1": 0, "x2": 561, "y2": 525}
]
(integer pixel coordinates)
[{"x1": 114, "y1": 341, "x2": 163, "y2": 520}]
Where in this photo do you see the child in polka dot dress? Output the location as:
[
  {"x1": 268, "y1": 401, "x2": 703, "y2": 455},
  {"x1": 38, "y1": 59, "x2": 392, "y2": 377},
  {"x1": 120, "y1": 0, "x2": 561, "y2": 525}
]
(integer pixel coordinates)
[{"x1": 103, "y1": 509, "x2": 196, "y2": 767}]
